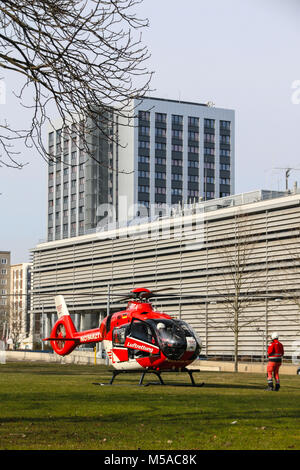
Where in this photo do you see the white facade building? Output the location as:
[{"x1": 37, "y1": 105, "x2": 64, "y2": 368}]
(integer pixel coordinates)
[
  {"x1": 9, "y1": 263, "x2": 32, "y2": 349},
  {"x1": 47, "y1": 97, "x2": 235, "y2": 241}
]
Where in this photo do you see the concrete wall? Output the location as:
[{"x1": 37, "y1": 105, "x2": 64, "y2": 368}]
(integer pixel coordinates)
[
  {"x1": 5, "y1": 350, "x2": 106, "y2": 366},
  {"x1": 4, "y1": 351, "x2": 299, "y2": 375}
]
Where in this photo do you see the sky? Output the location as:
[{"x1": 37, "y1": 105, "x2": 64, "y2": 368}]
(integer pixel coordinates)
[{"x1": 1, "y1": 0, "x2": 300, "y2": 264}]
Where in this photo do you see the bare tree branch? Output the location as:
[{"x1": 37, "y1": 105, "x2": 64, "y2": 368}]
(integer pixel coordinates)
[{"x1": 0, "y1": 0, "x2": 153, "y2": 169}]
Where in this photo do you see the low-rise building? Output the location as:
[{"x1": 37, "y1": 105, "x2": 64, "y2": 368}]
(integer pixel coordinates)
[
  {"x1": 0, "y1": 251, "x2": 10, "y2": 342},
  {"x1": 10, "y1": 263, "x2": 32, "y2": 349},
  {"x1": 31, "y1": 189, "x2": 300, "y2": 361}
]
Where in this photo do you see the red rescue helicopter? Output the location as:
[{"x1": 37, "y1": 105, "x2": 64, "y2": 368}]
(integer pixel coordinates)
[{"x1": 44, "y1": 287, "x2": 203, "y2": 386}]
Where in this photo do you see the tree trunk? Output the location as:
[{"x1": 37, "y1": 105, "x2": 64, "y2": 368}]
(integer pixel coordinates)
[{"x1": 234, "y1": 328, "x2": 239, "y2": 372}]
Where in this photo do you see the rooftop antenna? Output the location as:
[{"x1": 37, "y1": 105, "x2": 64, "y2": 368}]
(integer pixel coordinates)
[{"x1": 273, "y1": 167, "x2": 300, "y2": 191}]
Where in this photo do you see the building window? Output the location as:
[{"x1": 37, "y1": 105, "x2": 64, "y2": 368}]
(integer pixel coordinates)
[
  {"x1": 172, "y1": 159, "x2": 183, "y2": 167},
  {"x1": 188, "y1": 116, "x2": 199, "y2": 126},
  {"x1": 171, "y1": 188, "x2": 182, "y2": 196},
  {"x1": 219, "y1": 135, "x2": 230, "y2": 144},
  {"x1": 220, "y1": 120, "x2": 231, "y2": 130},
  {"x1": 139, "y1": 126, "x2": 150, "y2": 136},
  {"x1": 188, "y1": 160, "x2": 199, "y2": 168},
  {"x1": 49, "y1": 132, "x2": 54, "y2": 146},
  {"x1": 138, "y1": 185, "x2": 149, "y2": 193},
  {"x1": 204, "y1": 148, "x2": 215, "y2": 156},
  {"x1": 155, "y1": 172, "x2": 166, "y2": 180},
  {"x1": 172, "y1": 115, "x2": 183, "y2": 125},
  {"x1": 188, "y1": 190, "x2": 199, "y2": 197},
  {"x1": 155, "y1": 127, "x2": 166, "y2": 138},
  {"x1": 220, "y1": 149, "x2": 231, "y2": 157},
  {"x1": 204, "y1": 119, "x2": 215, "y2": 129},
  {"x1": 155, "y1": 157, "x2": 166, "y2": 165},
  {"x1": 138, "y1": 155, "x2": 150, "y2": 164},
  {"x1": 188, "y1": 131, "x2": 199, "y2": 141},
  {"x1": 155, "y1": 142, "x2": 166, "y2": 151},
  {"x1": 1, "y1": 259, "x2": 7, "y2": 265},
  {"x1": 220, "y1": 178, "x2": 230, "y2": 185},
  {"x1": 205, "y1": 176, "x2": 215, "y2": 184},
  {"x1": 204, "y1": 133, "x2": 215, "y2": 143},
  {"x1": 188, "y1": 175, "x2": 199, "y2": 183},
  {"x1": 155, "y1": 113, "x2": 167, "y2": 123},
  {"x1": 155, "y1": 187, "x2": 166, "y2": 194},
  {"x1": 220, "y1": 164, "x2": 230, "y2": 171},
  {"x1": 220, "y1": 163, "x2": 230, "y2": 171},
  {"x1": 139, "y1": 111, "x2": 150, "y2": 121},
  {"x1": 139, "y1": 140, "x2": 150, "y2": 149},
  {"x1": 172, "y1": 129, "x2": 182, "y2": 139},
  {"x1": 171, "y1": 173, "x2": 182, "y2": 181},
  {"x1": 204, "y1": 162, "x2": 215, "y2": 169},
  {"x1": 138, "y1": 170, "x2": 150, "y2": 178},
  {"x1": 172, "y1": 144, "x2": 183, "y2": 152},
  {"x1": 188, "y1": 146, "x2": 199, "y2": 154}
]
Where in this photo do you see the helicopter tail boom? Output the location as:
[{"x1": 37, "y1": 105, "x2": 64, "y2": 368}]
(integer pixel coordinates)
[{"x1": 43, "y1": 295, "x2": 103, "y2": 356}]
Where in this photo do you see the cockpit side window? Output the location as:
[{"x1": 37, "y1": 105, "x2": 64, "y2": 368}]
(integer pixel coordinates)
[
  {"x1": 112, "y1": 323, "x2": 130, "y2": 346},
  {"x1": 130, "y1": 320, "x2": 156, "y2": 345}
]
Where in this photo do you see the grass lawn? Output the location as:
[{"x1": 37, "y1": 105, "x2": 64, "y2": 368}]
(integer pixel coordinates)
[{"x1": 0, "y1": 361, "x2": 300, "y2": 450}]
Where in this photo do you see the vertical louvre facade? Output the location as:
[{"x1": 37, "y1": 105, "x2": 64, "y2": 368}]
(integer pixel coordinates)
[{"x1": 33, "y1": 191, "x2": 300, "y2": 359}]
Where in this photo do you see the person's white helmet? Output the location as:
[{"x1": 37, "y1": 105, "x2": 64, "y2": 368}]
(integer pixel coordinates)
[
  {"x1": 157, "y1": 322, "x2": 165, "y2": 329},
  {"x1": 271, "y1": 332, "x2": 279, "y2": 340}
]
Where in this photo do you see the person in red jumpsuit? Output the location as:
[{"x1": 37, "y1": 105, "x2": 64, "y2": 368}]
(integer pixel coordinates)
[{"x1": 266, "y1": 332, "x2": 284, "y2": 391}]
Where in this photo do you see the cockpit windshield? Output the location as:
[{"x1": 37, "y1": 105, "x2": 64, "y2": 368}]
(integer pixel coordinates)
[{"x1": 148, "y1": 318, "x2": 200, "y2": 360}]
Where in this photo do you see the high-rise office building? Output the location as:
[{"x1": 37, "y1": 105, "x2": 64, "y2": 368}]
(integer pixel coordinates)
[{"x1": 47, "y1": 97, "x2": 235, "y2": 241}]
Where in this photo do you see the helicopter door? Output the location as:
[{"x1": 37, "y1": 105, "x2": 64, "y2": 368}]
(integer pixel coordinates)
[
  {"x1": 124, "y1": 319, "x2": 160, "y2": 357},
  {"x1": 111, "y1": 324, "x2": 130, "y2": 363}
]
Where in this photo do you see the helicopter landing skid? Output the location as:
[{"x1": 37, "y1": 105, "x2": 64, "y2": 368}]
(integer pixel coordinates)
[{"x1": 94, "y1": 368, "x2": 204, "y2": 387}]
